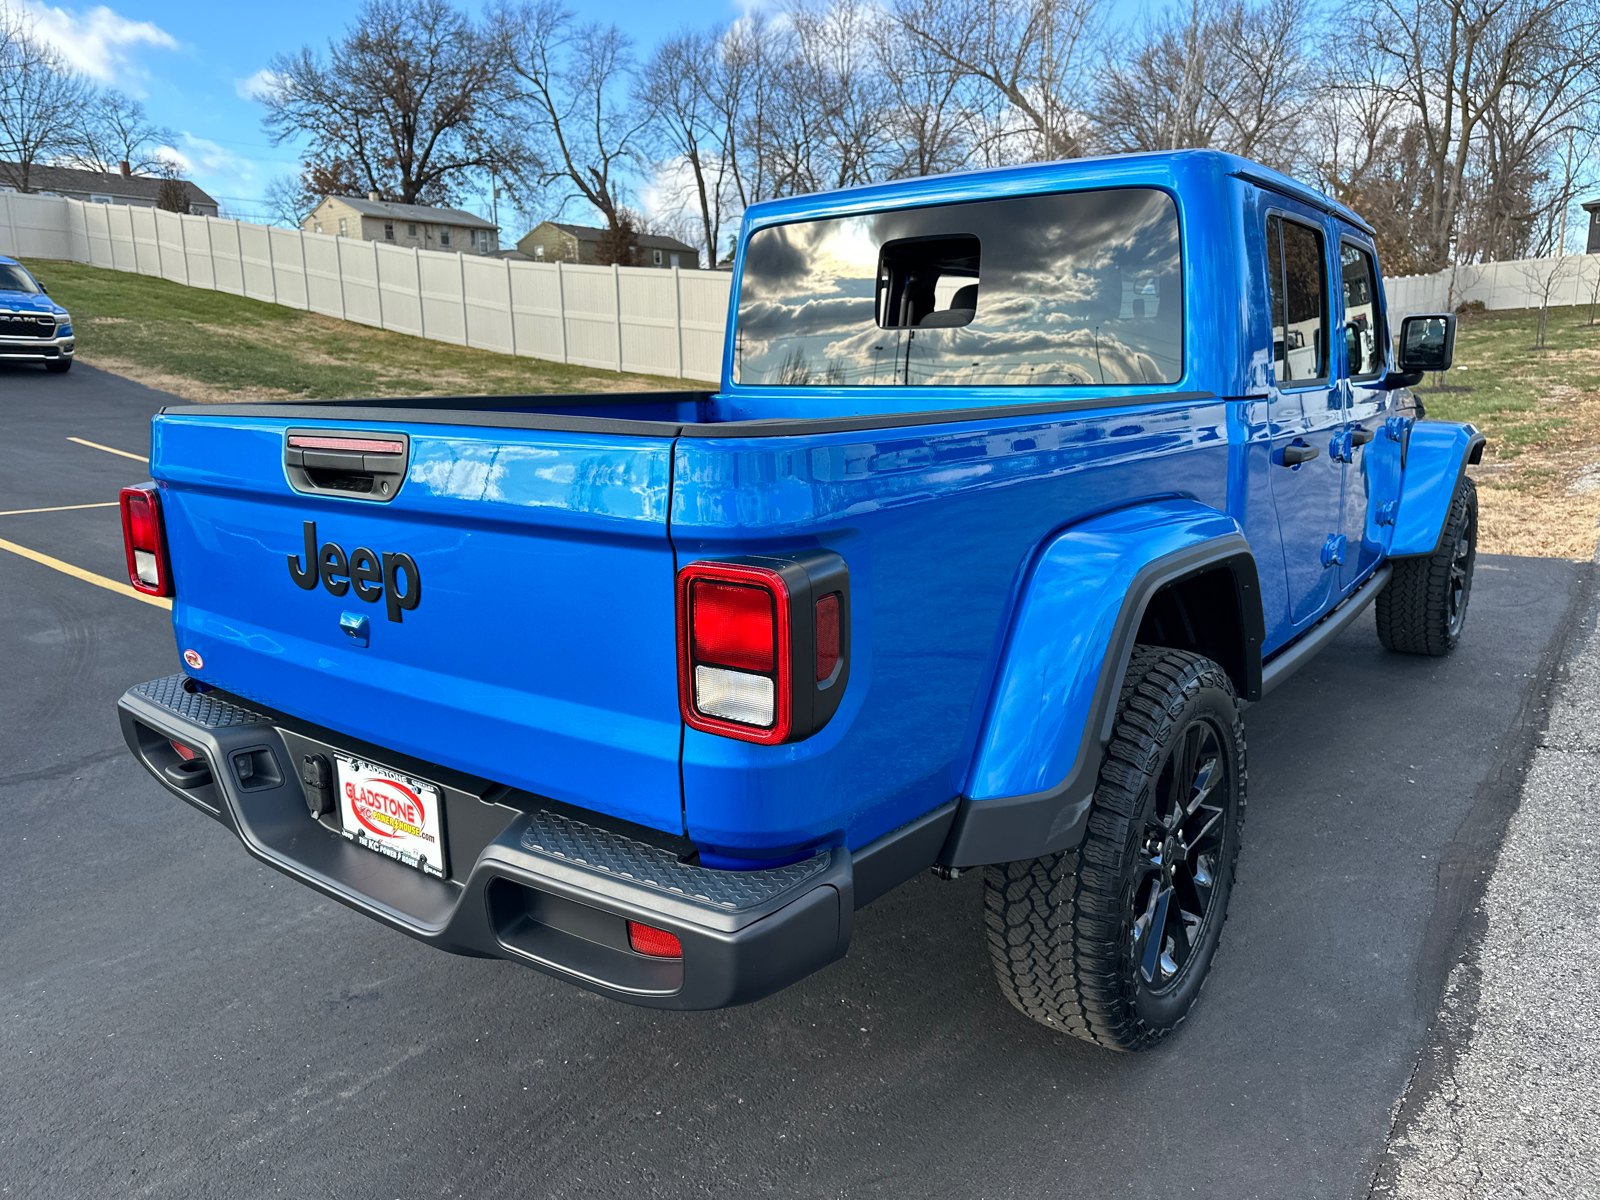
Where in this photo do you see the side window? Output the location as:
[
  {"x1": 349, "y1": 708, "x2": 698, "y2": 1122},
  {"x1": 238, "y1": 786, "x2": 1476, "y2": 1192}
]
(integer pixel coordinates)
[
  {"x1": 1265, "y1": 214, "x2": 1327, "y2": 383},
  {"x1": 1340, "y1": 244, "x2": 1383, "y2": 379}
]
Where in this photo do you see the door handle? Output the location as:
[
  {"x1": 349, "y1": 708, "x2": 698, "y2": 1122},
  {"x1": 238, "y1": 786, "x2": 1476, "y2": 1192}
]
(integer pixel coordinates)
[
  {"x1": 1351, "y1": 428, "x2": 1376, "y2": 447},
  {"x1": 1281, "y1": 443, "x2": 1320, "y2": 467}
]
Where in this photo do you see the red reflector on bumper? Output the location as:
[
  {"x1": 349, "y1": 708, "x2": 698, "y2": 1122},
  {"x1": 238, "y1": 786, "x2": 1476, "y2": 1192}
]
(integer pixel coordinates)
[{"x1": 627, "y1": 921, "x2": 683, "y2": 959}]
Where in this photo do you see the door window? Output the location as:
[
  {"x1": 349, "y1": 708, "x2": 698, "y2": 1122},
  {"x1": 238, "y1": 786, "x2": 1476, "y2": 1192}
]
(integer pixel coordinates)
[
  {"x1": 1340, "y1": 244, "x2": 1383, "y2": 380},
  {"x1": 1266, "y1": 214, "x2": 1328, "y2": 384}
]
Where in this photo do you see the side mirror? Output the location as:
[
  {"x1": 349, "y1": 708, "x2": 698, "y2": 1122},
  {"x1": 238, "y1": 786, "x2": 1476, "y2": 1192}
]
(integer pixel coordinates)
[
  {"x1": 38, "y1": 283, "x2": 47, "y2": 294},
  {"x1": 1382, "y1": 313, "x2": 1455, "y2": 389},
  {"x1": 1398, "y1": 313, "x2": 1455, "y2": 372}
]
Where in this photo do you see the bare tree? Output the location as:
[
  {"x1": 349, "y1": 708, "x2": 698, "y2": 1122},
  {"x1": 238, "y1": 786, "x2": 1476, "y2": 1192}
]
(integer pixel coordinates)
[
  {"x1": 67, "y1": 90, "x2": 175, "y2": 175},
  {"x1": 1444, "y1": 0, "x2": 1600, "y2": 263},
  {"x1": 497, "y1": 0, "x2": 650, "y2": 235},
  {"x1": 638, "y1": 31, "x2": 730, "y2": 267},
  {"x1": 1096, "y1": 0, "x2": 1314, "y2": 169},
  {"x1": 263, "y1": 0, "x2": 522, "y2": 206},
  {"x1": 0, "y1": 12, "x2": 90, "y2": 192},
  {"x1": 895, "y1": 0, "x2": 1099, "y2": 164},
  {"x1": 1518, "y1": 253, "x2": 1576, "y2": 349},
  {"x1": 1371, "y1": 0, "x2": 1581, "y2": 272},
  {"x1": 264, "y1": 173, "x2": 325, "y2": 228},
  {"x1": 155, "y1": 159, "x2": 189, "y2": 213},
  {"x1": 872, "y1": 12, "x2": 977, "y2": 179},
  {"x1": 784, "y1": 0, "x2": 895, "y2": 189}
]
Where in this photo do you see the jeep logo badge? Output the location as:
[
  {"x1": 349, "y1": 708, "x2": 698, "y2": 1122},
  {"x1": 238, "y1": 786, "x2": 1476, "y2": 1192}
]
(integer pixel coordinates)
[{"x1": 287, "y1": 521, "x2": 421, "y2": 623}]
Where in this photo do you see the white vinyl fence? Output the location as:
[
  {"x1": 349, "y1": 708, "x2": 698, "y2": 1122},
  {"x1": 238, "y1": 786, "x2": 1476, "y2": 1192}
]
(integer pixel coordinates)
[
  {"x1": 1385, "y1": 256, "x2": 1600, "y2": 325},
  {"x1": 0, "y1": 190, "x2": 732, "y2": 383}
]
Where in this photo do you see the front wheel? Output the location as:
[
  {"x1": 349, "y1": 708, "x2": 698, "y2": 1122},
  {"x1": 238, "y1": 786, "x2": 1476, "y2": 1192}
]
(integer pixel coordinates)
[
  {"x1": 984, "y1": 646, "x2": 1246, "y2": 1051},
  {"x1": 45, "y1": 357, "x2": 72, "y2": 373},
  {"x1": 1376, "y1": 475, "x2": 1477, "y2": 656}
]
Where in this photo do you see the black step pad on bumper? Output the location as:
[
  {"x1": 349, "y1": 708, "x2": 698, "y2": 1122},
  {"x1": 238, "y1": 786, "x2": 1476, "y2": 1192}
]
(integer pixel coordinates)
[{"x1": 117, "y1": 674, "x2": 869, "y2": 1009}]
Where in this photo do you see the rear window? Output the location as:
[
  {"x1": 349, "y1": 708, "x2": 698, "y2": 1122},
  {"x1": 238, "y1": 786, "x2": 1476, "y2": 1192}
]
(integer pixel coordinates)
[{"x1": 733, "y1": 188, "x2": 1182, "y2": 388}]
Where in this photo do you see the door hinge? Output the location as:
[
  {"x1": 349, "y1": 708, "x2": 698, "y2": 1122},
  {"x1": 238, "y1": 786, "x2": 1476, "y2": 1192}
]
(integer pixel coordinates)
[
  {"x1": 1377, "y1": 501, "x2": 1398, "y2": 527},
  {"x1": 1329, "y1": 431, "x2": 1354, "y2": 463},
  {"x1": 1321, "y1": 534, "x2": 1347, "y2": 567},
  {"x1": 1384, "y1": 416, "x2": 1410, "y2": 442}
]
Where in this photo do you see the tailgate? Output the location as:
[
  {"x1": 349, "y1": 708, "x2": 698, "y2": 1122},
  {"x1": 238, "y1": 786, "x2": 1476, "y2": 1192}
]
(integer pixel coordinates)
[{"x1": 150, "y1": 412, "x2": 682, "y2": 834}]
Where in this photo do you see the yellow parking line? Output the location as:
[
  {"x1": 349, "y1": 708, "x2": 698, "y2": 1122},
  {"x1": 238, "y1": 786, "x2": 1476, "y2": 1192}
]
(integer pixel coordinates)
[
  {"x1": 0, "y1": 536, "x2": 171, "y2": 610},
  {"x1": 68, "y1": 437, "x2": 148, "y2": 463},
  {"x1": 0, "y1": 501, "x2": 121, "y2": 517}
]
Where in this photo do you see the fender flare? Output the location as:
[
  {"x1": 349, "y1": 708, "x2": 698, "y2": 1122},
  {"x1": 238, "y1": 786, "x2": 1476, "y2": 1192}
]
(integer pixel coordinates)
[
  {"x1": 1390, "y1": 421, "x2": 1485, "y2": 557},
  {"x1": 939, "y1": 499, "x2": 1263, "y2": 869}
]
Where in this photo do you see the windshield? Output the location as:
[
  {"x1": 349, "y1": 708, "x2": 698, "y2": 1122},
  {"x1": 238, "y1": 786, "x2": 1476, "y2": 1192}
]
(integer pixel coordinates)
[
  {"x1": 0, "y1": 263, "x2": 42, "y2": 294},
  {"x1": 734, "y1": 188, "x2": 1182, "y2": 388}
]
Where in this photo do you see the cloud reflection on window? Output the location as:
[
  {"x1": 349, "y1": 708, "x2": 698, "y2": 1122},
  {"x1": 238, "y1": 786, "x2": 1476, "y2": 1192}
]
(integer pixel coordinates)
[{"x1": 734, "y1": 189, "x2": 1183, "y2": 388}]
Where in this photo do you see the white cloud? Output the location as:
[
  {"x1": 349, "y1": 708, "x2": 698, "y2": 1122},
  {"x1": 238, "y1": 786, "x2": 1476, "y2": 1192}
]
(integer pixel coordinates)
[
  {"x1": 234, "y1": 68, "x2": 285, "y2": 103},
  {"x1": 8, "y1": 0, "x2": 178, "y2": 84},
  {"x1": 157, "y1": 133, "x2": 258, "y2": 181}
]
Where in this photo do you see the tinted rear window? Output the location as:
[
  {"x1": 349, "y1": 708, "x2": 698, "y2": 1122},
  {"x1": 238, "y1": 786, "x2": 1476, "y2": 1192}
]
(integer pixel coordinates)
[{"x1": 734, "y1": 188, "x2": 1182, "y2": 388}]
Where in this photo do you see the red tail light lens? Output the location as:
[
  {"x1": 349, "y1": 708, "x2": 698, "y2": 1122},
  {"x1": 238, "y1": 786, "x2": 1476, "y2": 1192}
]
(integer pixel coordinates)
[
  {"x1": 815, "y1": 593, "x2": 840, "y2": 681},
  {"x1": 691, "y1": 581, "x2": 775, "y2": 672},
  {"x1": 119, "y1": 484, "x2": 171, "y2": 597},
  {"x1": 627, "y1": 921, "x2": 683, "y2": 959}
]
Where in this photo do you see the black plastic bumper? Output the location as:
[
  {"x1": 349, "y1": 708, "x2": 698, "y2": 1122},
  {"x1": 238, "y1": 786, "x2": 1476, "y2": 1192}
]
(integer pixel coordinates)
[{"x1": 118, "y1": 675, "x2": 955, "y2": 1009}]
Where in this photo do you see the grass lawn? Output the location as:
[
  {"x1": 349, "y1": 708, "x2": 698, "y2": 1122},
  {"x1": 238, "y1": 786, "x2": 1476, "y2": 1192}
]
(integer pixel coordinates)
[
  {"x1": 21, "y1": 258, "x2": 698, "y2": 402},
  {"x1": 23, "y1": 260, "x2": 1600, "y2": 557},
  {"x1": 1424, "y1": 303, "x2": 1600, "y2": 557}
]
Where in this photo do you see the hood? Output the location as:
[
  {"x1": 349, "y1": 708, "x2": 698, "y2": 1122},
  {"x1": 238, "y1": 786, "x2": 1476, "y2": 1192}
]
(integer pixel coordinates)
[{"x1": 0, "y1": 290, "x2": 65, "y2": 316}]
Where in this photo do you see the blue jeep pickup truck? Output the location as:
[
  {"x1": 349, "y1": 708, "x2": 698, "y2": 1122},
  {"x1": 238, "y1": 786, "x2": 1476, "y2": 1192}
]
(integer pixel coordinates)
[{"x1": 116, "y1": 150, "x2": 1479, "y2": 1050}]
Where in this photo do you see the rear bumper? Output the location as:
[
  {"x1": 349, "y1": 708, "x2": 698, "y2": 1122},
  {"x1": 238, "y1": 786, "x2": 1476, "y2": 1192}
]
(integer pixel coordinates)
[
  {"x1": 0, "y1": 333, "x2": 72, "y2": 360},
  {"x1": 117, "y1": 675, "x2": 951, "y2": 1008}
]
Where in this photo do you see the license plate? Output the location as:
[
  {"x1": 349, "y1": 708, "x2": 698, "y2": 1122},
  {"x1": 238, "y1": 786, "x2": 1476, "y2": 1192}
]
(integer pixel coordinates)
[{"x1": 335, "y1": 754, "x2": 446, "y2": 879}]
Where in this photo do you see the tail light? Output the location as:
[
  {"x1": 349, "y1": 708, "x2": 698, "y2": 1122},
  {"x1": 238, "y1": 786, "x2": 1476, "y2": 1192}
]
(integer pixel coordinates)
[
  {"x1": 119, "y1": 484, "x2": 171, "y2": 597},
  {"x1": 677, "y1": 551, "x2": 849, "y2": 744}
]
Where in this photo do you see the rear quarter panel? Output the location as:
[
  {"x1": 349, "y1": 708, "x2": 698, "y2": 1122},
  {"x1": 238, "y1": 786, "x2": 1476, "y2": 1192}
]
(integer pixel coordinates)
[{"x1": 673, "y1": 399, "x2": 1233, "y2": 858}]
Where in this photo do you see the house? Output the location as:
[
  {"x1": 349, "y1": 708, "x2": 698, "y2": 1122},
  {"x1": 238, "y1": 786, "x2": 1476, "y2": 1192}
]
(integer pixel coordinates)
[
  {"x1": 0, "y1": 161, "x2": 219, "y2": 216},
  {"x1": 516, "y1": 221, "x2": 699, "y2": 269},
  {"x1": 303, "y1": 194, "x2": 499, "y2": 255},
  {"x1": 1586, "y1": 199, "x2": 1600, "y2": 255}
]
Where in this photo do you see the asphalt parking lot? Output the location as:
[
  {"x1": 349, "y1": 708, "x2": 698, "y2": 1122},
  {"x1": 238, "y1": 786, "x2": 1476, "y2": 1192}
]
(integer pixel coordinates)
[{"x1": 1, "y1": 361, "x2": 1587, "y2": 1199}]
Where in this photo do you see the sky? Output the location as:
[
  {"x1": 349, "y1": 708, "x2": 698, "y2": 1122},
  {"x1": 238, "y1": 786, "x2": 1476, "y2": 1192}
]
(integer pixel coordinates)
[{"x1": 5, "y1": 0, "x2": 754, "y2": 234}]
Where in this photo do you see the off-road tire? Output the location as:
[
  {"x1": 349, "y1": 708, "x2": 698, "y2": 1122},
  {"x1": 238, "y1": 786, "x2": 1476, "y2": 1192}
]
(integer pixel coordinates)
[
  {"x1": 984, "y1": 646, "x2": 1246, "y2": 1052},
  {"x1": 45, "y1": 357, "x2": 71, "y2": 373},
  {"x1": 1375, "y1": 475, "x2": 1477, "y2": 657}
]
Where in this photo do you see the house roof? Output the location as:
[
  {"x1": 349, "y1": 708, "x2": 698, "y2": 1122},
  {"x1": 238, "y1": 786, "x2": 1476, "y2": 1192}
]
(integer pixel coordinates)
[
  {"x1": 542, "y1": 221, "x2": 698, "y2": 254},
  {"x1": 328, "y1": 195, "x2": 496, "y2": 229},
  {"x1": 0, "y1": 162, "x2": 218, "y2": 207}
]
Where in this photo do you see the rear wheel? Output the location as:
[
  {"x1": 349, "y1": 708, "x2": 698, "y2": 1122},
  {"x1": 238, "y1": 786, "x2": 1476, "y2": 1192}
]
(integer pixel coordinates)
[
  {"x1": 984, "y1": 646, "x2": 1246, "y2": 1051},
  {"x1": 1376, "y1": 475, "x2": 1477, "y2": 656},
  {"x1": 45, "y1": 357, "x2": 72, "y2": 374}
]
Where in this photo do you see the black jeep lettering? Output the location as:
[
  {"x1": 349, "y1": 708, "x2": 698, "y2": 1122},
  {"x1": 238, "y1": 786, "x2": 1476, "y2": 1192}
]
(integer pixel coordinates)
[{"x1": 286, "y1": 523, "x2": 421, "y2": 621}]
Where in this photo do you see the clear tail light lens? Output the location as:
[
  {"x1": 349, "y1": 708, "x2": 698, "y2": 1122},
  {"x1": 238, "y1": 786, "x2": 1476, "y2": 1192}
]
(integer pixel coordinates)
[{"x1": 119, "y1": 484, "x2": 171, "y2": 597}]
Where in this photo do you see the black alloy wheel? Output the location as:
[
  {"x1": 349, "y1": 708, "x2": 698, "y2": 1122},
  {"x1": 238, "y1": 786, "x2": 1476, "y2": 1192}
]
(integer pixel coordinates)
[{"x1": 1131, "y1": 718, "x2": 1229, "y2": 993}]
